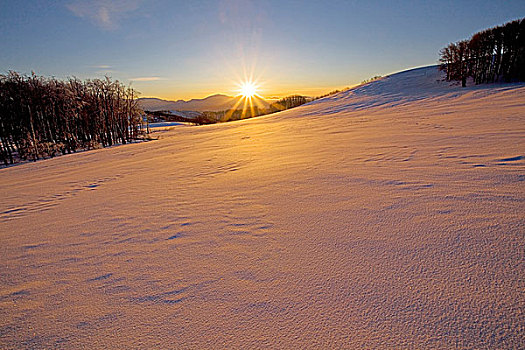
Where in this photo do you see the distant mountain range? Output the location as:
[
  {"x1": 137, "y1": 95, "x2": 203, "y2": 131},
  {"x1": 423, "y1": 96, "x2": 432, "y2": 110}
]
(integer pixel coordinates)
[{"x1": 138, "y1": 94, "x2": 273, "y2": 112}]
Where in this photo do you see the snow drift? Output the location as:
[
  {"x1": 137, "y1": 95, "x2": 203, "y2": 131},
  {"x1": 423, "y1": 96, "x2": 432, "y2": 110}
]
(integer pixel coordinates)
[{"x1": 1, "y1": 66, "x2": 524, "y2": 349}]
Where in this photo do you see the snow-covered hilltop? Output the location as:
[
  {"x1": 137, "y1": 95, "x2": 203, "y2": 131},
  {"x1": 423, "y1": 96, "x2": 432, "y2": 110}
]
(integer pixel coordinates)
[
  {"x1": 304, "y1": 65, "x2": 519, "y2": 114},
  {"x1": 1, "y1": 66, "x2": 524, "y2": 349}
]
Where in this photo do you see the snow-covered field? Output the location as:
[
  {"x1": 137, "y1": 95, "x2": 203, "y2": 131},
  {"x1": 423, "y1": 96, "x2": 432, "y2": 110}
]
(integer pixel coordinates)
[
  {"x1": 1, "y1": 66, "x2": 524, "y2": 349},
  {"x1": 148, "y1": 121, "x2": 189, "y2": 128}
]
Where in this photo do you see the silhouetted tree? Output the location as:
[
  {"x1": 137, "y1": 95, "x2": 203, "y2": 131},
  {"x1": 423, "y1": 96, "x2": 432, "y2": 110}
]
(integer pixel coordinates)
[
  {"x1": 440, "y1": 18, "x2": 525, "y2": 86},
  {"x1": 0, "y1": 72, "x2": 143, "y2": 165}
]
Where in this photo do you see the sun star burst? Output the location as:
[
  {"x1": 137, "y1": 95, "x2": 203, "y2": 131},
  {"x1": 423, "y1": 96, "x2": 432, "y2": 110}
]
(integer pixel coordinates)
[{"x1": 239, "y1": 81, "x2": 259, "y2": 99}]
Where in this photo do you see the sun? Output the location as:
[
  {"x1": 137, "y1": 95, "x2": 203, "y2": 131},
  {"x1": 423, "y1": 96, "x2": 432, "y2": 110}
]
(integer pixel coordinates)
[
  {"x1": 225, "y1": 78, "x2": 265, "y2": 121},
  {"x1": 239, "y1": 81, "x2": 258, "y2": 98}
]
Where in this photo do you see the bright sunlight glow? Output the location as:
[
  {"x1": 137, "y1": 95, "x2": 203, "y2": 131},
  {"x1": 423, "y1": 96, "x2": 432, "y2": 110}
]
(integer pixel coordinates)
[
  {"x1": 226, "y1": 79, "x2": 264, "y2": 122},
  {"x1": 240, "y1": 81, "x2": 258, "y2": 98}
]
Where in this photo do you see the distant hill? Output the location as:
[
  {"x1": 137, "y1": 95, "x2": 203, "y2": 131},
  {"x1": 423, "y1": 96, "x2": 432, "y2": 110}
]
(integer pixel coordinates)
[{"x1": 138, "y1": 94, "x2": 272, "y2": 112}]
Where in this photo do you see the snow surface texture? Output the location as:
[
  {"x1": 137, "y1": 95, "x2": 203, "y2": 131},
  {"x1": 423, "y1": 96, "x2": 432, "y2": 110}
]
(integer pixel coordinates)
[{"x1": 1, "y1": 66, "x2": 524, "y2": 349}]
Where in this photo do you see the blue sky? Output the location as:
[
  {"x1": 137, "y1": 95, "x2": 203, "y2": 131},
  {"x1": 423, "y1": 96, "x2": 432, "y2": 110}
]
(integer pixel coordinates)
[{"x1": 0, "y1": 0, "x2": 523, "y2": 99}]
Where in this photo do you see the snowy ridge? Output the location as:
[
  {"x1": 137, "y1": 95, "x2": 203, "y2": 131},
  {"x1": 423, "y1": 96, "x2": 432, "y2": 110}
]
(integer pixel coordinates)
[
  {"x1": 303, "y1": 66, "x2": 448, "y2": 114},
  {"x1": 300, "y1": 65, "x2": 523, "y2": 116},
  {"x1": 0, "y1": 66, "x2": 524, "y2": 349}
]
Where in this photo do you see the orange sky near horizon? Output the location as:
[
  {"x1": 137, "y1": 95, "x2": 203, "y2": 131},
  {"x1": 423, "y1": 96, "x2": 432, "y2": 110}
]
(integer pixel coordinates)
[{"x1": 135, "y1": 80, "x2": 355, "y2": 101}]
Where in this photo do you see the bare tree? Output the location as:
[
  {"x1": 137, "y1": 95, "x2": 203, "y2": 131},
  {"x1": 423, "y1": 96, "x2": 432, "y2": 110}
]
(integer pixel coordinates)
[
  {"x1": 440, "y1": 18, "x2": 524, "y2": 86},
  {"x1": 0, "y1": 72, "x2": 144, "y2": 164}
]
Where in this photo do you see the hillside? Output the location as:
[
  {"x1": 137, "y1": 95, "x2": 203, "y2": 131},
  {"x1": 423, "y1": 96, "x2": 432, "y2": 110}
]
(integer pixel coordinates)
[
  {"x1": 1, "y1": 66, "x2": 524, "y2": 349},
  {"x1": 139, "y1": 94, "x2": 272, "y2": 112}
]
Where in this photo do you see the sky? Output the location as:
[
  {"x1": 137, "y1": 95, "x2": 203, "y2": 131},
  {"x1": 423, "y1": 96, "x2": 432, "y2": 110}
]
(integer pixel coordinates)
[{"x1": 0, "y1": 1, "x2": 523, "y2": 100}]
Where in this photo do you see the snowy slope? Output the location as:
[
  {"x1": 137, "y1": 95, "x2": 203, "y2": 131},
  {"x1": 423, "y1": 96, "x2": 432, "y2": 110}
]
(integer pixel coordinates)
[{"x1": 1, "y1": 66, "x2": 524, "y2": 349}]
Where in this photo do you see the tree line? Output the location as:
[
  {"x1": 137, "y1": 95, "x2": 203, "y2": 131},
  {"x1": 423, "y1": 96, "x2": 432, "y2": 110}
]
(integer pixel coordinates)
[
  {"x1": 193, "y1": 95, "x2": 310, "y2": 125},
  {"x1": 196, "y1": 106, "x2": 265, "y2": 124},
  {"x1": 439, "y1": 18, "x2": 525, "y2": 87},
  {"x1": 268, "y1": 95, "x2": 308, "y2": 112},
  {"x1": 0, "y1": 72, "x2": 144, "y2": 165}
]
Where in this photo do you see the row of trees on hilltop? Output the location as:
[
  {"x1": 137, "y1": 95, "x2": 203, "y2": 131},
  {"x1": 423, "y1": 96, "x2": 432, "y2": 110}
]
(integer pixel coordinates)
[
  {"x1": 268, "y1": 95, "x2": 308, "y2": 113},
  {"x1": 439, "y1": 18, "x2": 525, "y2": 87},
  {"x1": 0, "y1": 72, "x2": 144, "y2": 165}
]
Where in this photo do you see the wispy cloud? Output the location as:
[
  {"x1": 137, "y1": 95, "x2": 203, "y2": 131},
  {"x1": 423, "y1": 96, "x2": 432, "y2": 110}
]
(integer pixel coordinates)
[
  {"x1": 66, "y1": 0, "x2": 142, "y2": 30},
  {"x1": 130, "y1": 77, "x2": 165, "y2": 82},
  {"x1": 89, "y1": 64, "x2": 115, "y2": 75}
]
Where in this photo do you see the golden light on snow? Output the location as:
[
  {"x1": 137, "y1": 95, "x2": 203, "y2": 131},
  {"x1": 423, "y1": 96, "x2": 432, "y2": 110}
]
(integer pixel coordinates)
[{"x1": 1, "y1": 66, "x2": 525, "y2": 348}]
